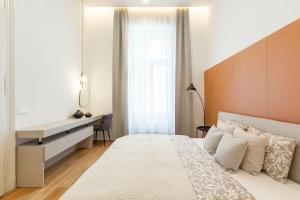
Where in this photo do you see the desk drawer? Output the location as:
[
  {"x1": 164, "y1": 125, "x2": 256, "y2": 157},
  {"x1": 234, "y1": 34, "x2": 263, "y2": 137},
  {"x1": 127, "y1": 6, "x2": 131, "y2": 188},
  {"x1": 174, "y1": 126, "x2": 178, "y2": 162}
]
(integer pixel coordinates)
[{"x1": 44, "y1": 126, "x2": 93, "y2": 161}]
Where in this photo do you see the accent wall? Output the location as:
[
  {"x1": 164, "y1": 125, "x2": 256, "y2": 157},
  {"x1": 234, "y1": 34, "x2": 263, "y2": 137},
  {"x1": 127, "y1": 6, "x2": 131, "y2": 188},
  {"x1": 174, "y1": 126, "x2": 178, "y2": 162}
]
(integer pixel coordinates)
[{"x1": 205, "y1": 19, "x2": 300, "y2": 125}]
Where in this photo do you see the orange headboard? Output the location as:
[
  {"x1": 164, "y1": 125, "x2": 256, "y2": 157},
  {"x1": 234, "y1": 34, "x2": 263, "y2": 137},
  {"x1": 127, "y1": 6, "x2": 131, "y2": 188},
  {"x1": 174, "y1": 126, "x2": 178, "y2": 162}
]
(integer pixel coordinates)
[{"x1": 205, "y1": 19, "x2": 300, "y2": 125}]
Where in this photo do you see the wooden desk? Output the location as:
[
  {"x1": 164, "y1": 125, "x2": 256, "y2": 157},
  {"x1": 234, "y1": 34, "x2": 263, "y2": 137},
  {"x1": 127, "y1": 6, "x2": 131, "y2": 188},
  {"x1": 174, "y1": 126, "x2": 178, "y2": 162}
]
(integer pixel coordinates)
[{"x1": 16, "y1": 115, "x2": 102, "y2": 187}]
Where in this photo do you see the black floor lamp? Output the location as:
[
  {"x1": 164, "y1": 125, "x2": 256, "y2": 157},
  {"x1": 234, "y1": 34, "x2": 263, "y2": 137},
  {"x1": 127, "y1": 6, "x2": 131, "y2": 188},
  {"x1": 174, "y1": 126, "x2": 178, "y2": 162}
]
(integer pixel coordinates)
[{"x1": 186, "y1": 83, "x2": 211, "y2": 138}]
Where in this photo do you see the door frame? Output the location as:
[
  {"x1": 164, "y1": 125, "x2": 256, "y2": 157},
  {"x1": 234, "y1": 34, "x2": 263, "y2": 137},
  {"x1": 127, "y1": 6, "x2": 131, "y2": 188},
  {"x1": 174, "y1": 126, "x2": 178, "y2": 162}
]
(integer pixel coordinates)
[
  {"x1": 0, "y1": 0, "x2": 7, "y2": 195},
  {"x1": 1, "y1": 0, "x2": 15, "y2": 195},
  {"x1": 6, "y1": 0, "x2": 16, "y2": 193}
]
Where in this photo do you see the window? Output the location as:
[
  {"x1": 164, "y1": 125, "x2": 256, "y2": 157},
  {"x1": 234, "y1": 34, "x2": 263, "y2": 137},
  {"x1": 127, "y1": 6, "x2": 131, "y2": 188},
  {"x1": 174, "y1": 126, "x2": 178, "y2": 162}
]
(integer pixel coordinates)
[{"x1": 127, "y1": 8, "x2": 176, "y2": 134}]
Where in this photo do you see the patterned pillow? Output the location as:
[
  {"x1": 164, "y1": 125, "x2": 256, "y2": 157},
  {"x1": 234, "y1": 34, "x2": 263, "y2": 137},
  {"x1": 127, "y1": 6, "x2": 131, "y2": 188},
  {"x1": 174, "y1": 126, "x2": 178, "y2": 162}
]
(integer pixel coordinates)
[
  {"x1": 262, "y1": 133, "x2": 297, "y2": 183},
  {"x1": 247, "y1": 126, "x2": 263, "y2": 135},
  {"x1": 227, "y1": 120, "x2": 248, "y2": 131},
  {"x1": 217, "y1": 120, "x2": 235, "y2": 134}
]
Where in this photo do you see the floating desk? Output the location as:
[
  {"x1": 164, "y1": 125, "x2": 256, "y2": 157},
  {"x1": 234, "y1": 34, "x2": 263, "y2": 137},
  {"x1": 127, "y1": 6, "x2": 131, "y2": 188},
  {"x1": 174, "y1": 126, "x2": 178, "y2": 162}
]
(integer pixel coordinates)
[{"x1": 16, "y1": 115, "x2": 102, "y2": 187}]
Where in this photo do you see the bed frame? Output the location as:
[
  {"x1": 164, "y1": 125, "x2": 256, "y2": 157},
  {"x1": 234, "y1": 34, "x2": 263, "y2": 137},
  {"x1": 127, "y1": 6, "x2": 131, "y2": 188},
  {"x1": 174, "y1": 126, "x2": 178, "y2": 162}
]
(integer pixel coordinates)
[{"x1": 218, "y1": 111, "x2": 300, "y2": 184}]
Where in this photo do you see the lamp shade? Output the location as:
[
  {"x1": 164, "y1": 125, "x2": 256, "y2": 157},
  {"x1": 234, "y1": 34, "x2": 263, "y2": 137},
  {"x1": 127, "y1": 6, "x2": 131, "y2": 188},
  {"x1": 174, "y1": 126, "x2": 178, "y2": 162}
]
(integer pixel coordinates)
[{"x1": 186, "y1": 83, "x2": 197, "y2": 91}]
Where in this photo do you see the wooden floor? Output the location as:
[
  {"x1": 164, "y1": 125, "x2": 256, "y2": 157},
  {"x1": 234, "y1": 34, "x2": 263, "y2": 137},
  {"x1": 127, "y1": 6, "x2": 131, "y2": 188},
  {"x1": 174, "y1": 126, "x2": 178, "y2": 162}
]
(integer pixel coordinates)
[{"x1": 1, "y1": 141, "x2": 112, "y2": 200}]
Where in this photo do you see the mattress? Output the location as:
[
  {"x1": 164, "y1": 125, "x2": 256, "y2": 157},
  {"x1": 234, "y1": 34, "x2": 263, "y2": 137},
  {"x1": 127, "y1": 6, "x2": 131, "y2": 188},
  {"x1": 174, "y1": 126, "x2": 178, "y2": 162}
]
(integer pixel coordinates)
[
  {"x1": 60, "y1": 135, "x2": 300, "y2": 200},
  {"x1": 193, "y1": 138, "x2": 300, "y2": 200}
]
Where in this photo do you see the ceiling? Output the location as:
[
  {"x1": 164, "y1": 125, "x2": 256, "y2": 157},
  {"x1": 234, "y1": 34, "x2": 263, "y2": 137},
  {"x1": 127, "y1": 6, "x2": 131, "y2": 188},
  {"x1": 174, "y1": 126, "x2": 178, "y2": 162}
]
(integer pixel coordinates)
[{"x1": 84, "y1": 0, "x2": 212, "y2": 7}]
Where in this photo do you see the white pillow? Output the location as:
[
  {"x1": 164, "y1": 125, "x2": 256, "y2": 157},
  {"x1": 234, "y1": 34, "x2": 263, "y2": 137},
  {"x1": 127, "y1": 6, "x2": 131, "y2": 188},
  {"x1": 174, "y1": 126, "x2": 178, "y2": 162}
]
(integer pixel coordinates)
[
  {"x1": 233, "y1": 127, "x2": 268, "y2": 175},
  {"x1": 217, "y1": 120, "x2": 235, "y2": 134}
]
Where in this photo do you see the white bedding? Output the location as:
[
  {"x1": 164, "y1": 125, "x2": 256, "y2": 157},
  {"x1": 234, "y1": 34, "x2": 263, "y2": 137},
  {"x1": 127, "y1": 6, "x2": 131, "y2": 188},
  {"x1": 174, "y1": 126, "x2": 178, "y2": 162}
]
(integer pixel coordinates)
[
  {"x1": 193, "y1": 139, "x2": 300, "y2": 200},
  {"x1": 60, "y1": 135, "x2": 300, "y2": 200},
  {"x1": 61, "y1": 135, "x2": 197, "y2": 200}
]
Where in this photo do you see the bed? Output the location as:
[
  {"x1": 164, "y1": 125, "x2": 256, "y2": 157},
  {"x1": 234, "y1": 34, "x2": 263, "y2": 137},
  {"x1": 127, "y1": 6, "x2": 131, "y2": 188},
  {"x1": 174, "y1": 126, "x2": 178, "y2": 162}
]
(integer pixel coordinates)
[{"x1": 60, "y1": 112, "x2": 300, "y2": 200}]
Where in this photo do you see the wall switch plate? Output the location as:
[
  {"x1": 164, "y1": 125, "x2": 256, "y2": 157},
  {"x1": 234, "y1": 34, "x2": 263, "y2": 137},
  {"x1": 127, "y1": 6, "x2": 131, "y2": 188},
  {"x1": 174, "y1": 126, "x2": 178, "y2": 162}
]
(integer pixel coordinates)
[{"x1": 17, "y1": 107, "x2": 29, "y2": 115}]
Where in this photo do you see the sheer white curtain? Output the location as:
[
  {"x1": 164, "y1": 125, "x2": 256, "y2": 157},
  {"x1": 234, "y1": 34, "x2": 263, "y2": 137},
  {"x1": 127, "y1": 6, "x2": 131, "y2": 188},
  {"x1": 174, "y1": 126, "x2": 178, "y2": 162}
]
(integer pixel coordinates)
[{"x1": 127, "y1": 8, "x2": 176, "y2": 134}]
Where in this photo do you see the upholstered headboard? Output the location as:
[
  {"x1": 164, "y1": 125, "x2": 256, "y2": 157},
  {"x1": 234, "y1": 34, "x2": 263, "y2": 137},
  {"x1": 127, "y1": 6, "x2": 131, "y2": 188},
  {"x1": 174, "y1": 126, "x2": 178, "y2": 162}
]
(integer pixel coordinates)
[{"x1": 218, "y1": 111, "x2": 300, "y2": 184}]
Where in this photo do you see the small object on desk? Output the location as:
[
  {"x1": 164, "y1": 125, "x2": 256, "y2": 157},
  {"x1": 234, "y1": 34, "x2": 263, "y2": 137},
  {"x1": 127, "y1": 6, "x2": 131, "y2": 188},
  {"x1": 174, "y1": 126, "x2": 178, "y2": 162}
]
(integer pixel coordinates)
[
  {"x1": 196, "y1": 125, "x2": 211, "y2": 138},
  {"x1": 73, "y1": 110, "x2": 84, "y2": 119},
  {"x1": 85, "y1": 112, "x2": 93, "y2": 118}
]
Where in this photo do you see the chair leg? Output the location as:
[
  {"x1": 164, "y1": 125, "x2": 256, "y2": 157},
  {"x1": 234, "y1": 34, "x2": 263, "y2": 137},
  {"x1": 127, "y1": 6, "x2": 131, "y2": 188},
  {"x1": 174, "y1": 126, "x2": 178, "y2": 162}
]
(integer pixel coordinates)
[
  {"x1": 103, "y1": 131, "x2": 106, "y2": 146},
  {"x1": 107, "y1": 130, "x2": 112, "y2": 142},
  {"x1": 94, "y1": 131, "x2": 97, "y2": 141}
]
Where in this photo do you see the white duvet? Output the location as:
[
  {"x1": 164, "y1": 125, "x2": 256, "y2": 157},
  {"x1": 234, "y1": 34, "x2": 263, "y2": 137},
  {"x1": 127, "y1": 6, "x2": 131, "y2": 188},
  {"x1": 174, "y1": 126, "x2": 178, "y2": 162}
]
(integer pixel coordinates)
[
  {"x1": 60, "y1": 135, "x2": 197, "y2": 200},
  {"x1": 61, "y1": 135, "x2": 300, "y2": 200}
]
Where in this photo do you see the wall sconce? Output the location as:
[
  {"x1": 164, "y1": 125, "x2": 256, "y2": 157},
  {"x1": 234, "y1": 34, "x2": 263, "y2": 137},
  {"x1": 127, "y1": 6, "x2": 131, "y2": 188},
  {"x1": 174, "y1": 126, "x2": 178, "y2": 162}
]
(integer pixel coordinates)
[
  {"x1": 79, "y1": 72, "x2": 89, "y2": 107},
  {"x1": 80, "y1": 72, "x2": 88, "y2": 90},
  {"x1": 79, "y1": 0, "x2": 89, "y2": 107}
]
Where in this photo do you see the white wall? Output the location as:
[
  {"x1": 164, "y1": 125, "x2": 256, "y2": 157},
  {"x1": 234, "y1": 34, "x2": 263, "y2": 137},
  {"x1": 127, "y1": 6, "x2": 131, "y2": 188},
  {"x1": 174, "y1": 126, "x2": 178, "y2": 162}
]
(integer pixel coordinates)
[
  {"x1": 84, "y1": 7, "x2": 210, "y2": 136},
  {"x1": 14, "y1": 0, "x2": 83, "y2": 129},
  {"x1": 207, "y1": 0, "x2": 300, "y2": 68},
  {"x1": 84, "y1": 7, "x2": 114, "y2": 116},
  {"x1": 85, "y1": 2, "x2": 300, "y2": 134},
  {"x1": 190, "y1": 7, "x2": 210, "y2": 134}
]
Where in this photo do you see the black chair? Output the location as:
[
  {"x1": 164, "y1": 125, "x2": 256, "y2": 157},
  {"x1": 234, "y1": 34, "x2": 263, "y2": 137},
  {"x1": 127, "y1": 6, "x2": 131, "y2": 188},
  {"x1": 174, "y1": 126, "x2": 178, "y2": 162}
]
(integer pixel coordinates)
[{"x1": 94, "y1": 114, "x2": 113, "y2": 146}]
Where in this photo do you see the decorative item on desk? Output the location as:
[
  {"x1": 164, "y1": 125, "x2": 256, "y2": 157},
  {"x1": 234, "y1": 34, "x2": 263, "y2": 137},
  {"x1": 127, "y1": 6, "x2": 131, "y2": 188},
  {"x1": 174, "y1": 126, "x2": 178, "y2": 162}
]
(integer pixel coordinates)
[
  {"x1": 73, "y1": 110, "x2": 84, "y2": 119},
  {"x1": 85, "y1": 112, "x2": 93, "y2": 118}
]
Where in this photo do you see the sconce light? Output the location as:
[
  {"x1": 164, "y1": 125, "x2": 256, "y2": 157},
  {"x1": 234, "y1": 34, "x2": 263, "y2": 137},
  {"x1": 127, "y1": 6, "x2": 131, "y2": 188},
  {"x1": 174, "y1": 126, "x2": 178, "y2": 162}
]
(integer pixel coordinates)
[
  {"x1": 80, "y1": 72, "x2": 88, "y2": 90},
  {"x1": 79, "y1": 72, "x2": 89, "y2": 107},
  {"x1": 80, "y1": 73, "x2": 88, "y2": 83},
  {"x1": 78, "y1": 0, "x2": 90, "y2": 107}
]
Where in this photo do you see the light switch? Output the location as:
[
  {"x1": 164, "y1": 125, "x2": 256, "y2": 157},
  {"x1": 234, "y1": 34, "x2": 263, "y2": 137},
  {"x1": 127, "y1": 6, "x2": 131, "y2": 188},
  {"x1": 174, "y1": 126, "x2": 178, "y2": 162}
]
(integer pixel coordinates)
[{"x1": 17, "y1": 107, "x2": 29, "y2": 115}]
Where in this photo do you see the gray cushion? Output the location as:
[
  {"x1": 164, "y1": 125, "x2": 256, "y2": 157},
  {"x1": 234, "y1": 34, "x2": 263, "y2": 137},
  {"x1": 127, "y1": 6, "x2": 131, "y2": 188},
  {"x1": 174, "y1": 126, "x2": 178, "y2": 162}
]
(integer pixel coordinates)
[
  {"x1": 214, "y1": 134, "x2": 248, "y2": 172},
  {"x1": 203, "y1": 126, "x2": 224, "y2": 155}
]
